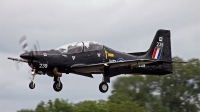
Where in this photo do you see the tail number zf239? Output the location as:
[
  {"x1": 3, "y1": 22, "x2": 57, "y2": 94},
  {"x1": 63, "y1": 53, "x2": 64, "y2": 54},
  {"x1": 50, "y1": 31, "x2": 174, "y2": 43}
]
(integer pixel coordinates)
[{"x1": 39, "y1": 63, "x2": 48, "y2": 68}]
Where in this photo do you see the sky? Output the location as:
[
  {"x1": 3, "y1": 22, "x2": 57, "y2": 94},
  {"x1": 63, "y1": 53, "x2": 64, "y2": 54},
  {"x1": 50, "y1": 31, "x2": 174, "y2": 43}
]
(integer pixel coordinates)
[{"x1": 0, "y1": 0, "x2": 199, "y2": 111}]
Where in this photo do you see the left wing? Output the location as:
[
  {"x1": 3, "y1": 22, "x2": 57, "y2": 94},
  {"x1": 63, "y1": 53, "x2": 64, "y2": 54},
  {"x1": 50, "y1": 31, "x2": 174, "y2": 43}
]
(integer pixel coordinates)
[
  {"x1": 71, "y1": 59, "x2": 157, "y2": 74},
  {"x1": 7, "y1": 57, "x2": 28, "y2": 63}
]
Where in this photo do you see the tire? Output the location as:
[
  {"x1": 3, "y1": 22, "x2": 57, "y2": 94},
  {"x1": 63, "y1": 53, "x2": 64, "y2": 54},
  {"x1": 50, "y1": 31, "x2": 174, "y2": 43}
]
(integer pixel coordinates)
[
  {"x1": 53, "y1": 81, "x2": 63, "y2": 92},
  {"x1": 29, "y1": 82, "x2": 35, "y2": 89},
  {"x1": 99, "y1": 82, "x2": 108, "y2": 93}
]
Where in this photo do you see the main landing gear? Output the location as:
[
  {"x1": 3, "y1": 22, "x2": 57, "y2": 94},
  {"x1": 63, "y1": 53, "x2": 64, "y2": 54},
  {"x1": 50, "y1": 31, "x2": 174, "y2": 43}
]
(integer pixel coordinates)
[
  {"x1": 53, "y1": 76, "x2": 63, "y2": 92},
  {"x1": 99, "y1": 82, "x2": 108, "y2": 93},
  {"x1": 99, "y1": 65, "x2": 110, "y2": 93},
  {"x1": 99, "y1": 76, "x2": 110, "y2": 93}
]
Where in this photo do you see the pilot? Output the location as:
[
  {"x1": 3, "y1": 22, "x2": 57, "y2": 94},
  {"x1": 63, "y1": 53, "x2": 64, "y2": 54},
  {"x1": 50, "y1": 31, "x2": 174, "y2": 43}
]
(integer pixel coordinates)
[
  {"x1": 95, "y1": 44, "x2": 101, "y2": 50},
  {"x1": 74, "y1": 47, "x2": 80, "y2": 53},
  {"x1": 67, "y1": 45, "x2": 74, "y2": 53},
  {"x1": 88, "y1": 42, "x2": 96, "y2": 51}
]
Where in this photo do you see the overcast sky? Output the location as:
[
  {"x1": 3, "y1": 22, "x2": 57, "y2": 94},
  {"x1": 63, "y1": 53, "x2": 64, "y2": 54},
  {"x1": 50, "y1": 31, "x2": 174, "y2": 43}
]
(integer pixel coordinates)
[{"x1": 0, "y1": 0, "x2": 199, "y2": 111}]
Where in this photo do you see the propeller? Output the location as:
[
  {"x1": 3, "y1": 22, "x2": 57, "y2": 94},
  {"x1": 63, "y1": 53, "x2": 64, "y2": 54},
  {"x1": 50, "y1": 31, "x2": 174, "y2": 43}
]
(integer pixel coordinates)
[{"x1": 16, "y1": 35, "x2": 41, "y2": 70}]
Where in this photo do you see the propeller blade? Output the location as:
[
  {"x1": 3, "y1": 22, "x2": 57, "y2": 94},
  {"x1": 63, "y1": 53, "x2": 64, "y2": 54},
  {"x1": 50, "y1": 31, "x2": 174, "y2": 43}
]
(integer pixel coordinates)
[
  {"x1": 14, "y1": 60, "x2": 24, "y2": 70},
  {"x1": 33, "y1": 40, "x2": 41, "y2": 55},
  {"x1": 33, "y1": 44, "x2": 37, "y2": 55},
  {"x1": 15, "y1": 61, "x2": 19, "y2": 70},
  {"x1": 36, "y1": 40, "x2": 40, "y2": 51},
  {"x1": 19, "y1": 35, "x2": 28, "y2": 52},
  {"x1": 28, "y1": 69, "x2": 31, "y2": 74}
]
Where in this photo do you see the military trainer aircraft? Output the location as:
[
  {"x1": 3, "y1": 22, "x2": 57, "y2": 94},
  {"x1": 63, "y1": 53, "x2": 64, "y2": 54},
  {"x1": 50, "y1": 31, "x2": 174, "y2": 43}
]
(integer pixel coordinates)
[{"x1": 8, "y1": 29, "x2": 176, "y2": 93}]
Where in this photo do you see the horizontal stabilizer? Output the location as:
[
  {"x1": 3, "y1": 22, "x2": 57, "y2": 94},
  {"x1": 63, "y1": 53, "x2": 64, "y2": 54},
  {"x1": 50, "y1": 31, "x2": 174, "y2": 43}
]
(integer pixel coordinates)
[{"x1": 155, "y1": 60, "x2": 187, "y2": 63}]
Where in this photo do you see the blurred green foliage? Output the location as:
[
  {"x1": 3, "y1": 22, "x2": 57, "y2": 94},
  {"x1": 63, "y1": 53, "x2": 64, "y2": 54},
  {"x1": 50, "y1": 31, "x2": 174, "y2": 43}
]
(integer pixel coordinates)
[
  {"x1": 18, "y1": 99, "x2": 146, "y2": 112},
  {"x1": 18, "y1": 57, "x2": 200, "y2": 112}
]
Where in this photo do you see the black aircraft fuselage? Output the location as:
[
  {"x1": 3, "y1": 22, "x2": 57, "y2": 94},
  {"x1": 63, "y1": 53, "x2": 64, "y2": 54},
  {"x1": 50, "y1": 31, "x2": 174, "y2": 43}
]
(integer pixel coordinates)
[
  {"x1": 21, "y1": 46, "x2": 172, "y2": 76},
  {"x1": 8, "y1": 29, "x2": 174, "y2": 93}
]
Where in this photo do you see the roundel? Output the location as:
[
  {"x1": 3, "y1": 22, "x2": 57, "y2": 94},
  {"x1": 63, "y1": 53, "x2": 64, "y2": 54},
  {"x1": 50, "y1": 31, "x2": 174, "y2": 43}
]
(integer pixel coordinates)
[{"x1": 117, "y1": 58, "x2": 125, "y2": 62}]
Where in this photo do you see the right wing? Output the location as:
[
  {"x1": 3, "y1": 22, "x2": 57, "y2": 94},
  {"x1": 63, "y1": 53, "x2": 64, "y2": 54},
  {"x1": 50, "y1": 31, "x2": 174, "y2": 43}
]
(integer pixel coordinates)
[{"x1": 71, "y1": 59, "x2": 157, "y2": 74}]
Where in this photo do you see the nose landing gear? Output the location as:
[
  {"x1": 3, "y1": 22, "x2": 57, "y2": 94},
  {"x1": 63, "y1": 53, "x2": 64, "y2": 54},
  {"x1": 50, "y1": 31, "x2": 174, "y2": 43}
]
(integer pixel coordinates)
[
  {"x1": 29, "y1": 81, "x2": 35, "y2": 89},
  {"x1": 29, "y1": 69, "x2": 36, "y2": 89}
]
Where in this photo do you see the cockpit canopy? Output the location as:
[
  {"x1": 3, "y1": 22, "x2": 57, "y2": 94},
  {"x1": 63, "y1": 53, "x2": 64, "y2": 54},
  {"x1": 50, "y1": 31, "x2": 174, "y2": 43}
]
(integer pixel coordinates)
[{"x1": 57, "y1": 41, "x2": 103, "y2": 54}]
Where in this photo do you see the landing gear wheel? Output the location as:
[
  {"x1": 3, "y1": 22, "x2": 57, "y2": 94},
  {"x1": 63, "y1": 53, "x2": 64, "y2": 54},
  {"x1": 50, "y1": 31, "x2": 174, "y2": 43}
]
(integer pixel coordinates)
[
  {"x1": 99, "y1": 82, "x2": 108, "y2": 93},
  {"x1": 53, "y1": 81, "x2": 63, "y2": 92},
  {"x1": 29, "y1": 82, "x2": 35, "y2": 89}
]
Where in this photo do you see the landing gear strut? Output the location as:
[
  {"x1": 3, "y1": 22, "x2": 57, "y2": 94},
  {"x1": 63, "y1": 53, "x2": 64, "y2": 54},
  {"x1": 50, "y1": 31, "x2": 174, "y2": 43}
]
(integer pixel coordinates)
[
  {"x1": 53, "y1": 76, "x2": 63, "y2": 92},
  {"x1": 29, "y1": 69, "x2": 36, "y2": 89}
]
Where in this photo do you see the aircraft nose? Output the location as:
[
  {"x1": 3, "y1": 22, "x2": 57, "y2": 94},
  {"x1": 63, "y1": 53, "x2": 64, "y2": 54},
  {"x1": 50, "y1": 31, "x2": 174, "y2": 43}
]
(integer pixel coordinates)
[{"x1": 20, "y1": 52, "x2": 31, "y2": 59}]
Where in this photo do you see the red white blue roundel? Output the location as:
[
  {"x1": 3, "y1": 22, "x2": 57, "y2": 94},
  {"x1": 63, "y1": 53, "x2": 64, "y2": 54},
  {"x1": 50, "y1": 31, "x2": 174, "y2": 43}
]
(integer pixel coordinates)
[{"x1": 117, "y1": 58, "x2": 125, "y2": 62}]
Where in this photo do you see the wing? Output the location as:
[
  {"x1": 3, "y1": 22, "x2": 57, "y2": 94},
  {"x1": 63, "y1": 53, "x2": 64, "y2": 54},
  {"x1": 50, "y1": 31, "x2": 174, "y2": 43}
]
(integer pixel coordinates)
[
  {"x1": 71, "y1": 59, "x2": 157, "y2": 74},
  {"x1": 7, "y1": 57, "x2": 28, "y2": 63}
]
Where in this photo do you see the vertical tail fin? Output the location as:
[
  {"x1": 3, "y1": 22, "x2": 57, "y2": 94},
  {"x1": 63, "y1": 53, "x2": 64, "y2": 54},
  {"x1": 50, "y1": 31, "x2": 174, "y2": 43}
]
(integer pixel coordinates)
[
  {"x1": 145, "y1": 29, "x2": 173, "y2": 74},
  {"x1": 146, "y1": 29, "x2": 172, "y2": 61}
]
